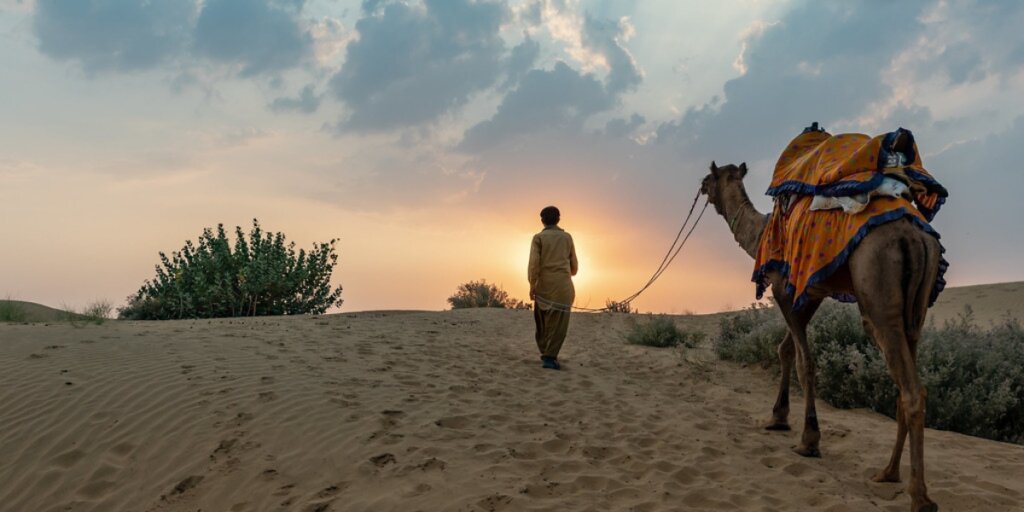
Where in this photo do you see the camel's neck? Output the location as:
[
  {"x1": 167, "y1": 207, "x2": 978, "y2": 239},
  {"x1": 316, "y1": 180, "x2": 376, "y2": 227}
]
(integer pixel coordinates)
[{"x1": 719, "y1": 183, "x2": 769, "y2": 259}]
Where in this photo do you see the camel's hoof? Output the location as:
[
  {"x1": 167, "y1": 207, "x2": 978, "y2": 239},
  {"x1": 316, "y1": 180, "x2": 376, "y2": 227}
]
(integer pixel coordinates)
[
  {"x1": 871, "y1": 470, "x2": 900, "y2": 483},
  {"x1": 764, "y1": 422, "x2": 791, "y2": 431},
  {"x1": 793, "y1": 445, "x2": 821, "y2": 458},
  {"x1": 912, "y1": 501, "x2": 938, "y2": 512}
]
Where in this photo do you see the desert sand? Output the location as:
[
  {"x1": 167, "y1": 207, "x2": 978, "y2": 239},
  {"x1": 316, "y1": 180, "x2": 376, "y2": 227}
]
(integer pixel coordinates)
[{"x1": 2, "y1": 306, "x2": 1023, "y2": 512}]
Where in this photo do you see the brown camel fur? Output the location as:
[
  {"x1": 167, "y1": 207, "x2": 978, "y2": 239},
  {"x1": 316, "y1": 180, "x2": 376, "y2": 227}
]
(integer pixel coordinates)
[{"x1": 701, "y1": 162, "x2": 942, "y2": 512}]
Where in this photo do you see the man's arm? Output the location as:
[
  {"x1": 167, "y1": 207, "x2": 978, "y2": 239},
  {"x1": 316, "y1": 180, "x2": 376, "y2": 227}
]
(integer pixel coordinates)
[
  {"x1": 528, "y1": 235, "x2": 541, "y2": 299},
  {"x1": 569, "y1": 236, "x2": 578, "y2": 277}
]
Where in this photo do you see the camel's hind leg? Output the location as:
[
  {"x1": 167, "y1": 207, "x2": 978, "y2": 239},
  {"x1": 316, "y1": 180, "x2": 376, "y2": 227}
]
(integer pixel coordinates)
[
  {"x1": 766, "y1": 332, "x2": 795, "y2": 431},
  {"x1": 865, "y1": 320, "x2": 935, "y2": 511},
  {"x1": 873, "y1": 398, "x2": 907, "y2": 483},
  {"x1": 851, "y1": 223, "x2": 938, "y2": 512}
]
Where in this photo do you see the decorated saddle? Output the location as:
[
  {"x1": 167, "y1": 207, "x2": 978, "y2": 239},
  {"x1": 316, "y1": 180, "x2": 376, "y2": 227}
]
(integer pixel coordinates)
[{"x1": 753, "y1": 124, "x2": 949, "y2": 310}]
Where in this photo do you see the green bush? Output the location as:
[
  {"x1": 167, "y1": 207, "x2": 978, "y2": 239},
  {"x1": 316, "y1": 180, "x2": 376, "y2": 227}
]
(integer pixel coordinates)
[
  {"x1": 447, "y1": 280, "x2": 528, "y2": 310},
  {"x1": 119, "y1": 220, "x2": 343, "y2": 320},
  {"x1": 0, "y1": 299, "x2": 27, "y2": 322},
  {"x1": 714, "y1": 302, "x2": 787, "y2": 365},
  {"x1": 715, "y1": 301, "x2": 1024, "y2": 444},
  {"x1": 808, "y1": 302, "x2": 898, "y2": 413},
  {"x1": 80, "y1": 299, "x2": 114, "y2": 325},
  {"x1": 918, "y1": 311, "x2": 1024, "y2": 443},
  {"x1": 61, "y1": 300, "x2": 113, "y2": 326},
  {"x1": 626, "y1": 315, "x2": 705, "y2": 348}
]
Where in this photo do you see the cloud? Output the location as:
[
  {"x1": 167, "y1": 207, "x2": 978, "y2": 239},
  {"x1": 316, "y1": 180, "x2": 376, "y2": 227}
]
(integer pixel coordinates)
[
  {"x1": 581, "y1": 14, "x2": 640, "y2": 94},
  {"x1": 920, "y1": 2, "x2": 1024, "y2": 85},
  {"x1": 501, "y1": 35, "x2": 540, "y2": 90},
  {"x1": 270, "y1": 84, "x2": 321, "y2": 114},
  {"x1": 458, "y1": 62, "x2": 612, "y2": 152},
  {"x1": 328, "y1": 0, "x2": 511, "y2": 132},
  {"x1": 33, "y1": 0, "x2": 196, "y2": 73},
  {"x1": 458, "y1": 11, "x2": 642, "y2": 152},
  {"x1": 604, "y1": 113, "x2": 645, "y2": 137},
  {"x1": 32, "y1": 0, "x2": 313, "y2": 77},
  {"x1": 193, "y1": 0, "x2": 313, "y2": 76},
  {"x1": 656, "y1": 2, "x2": 931, "y2": 163}
]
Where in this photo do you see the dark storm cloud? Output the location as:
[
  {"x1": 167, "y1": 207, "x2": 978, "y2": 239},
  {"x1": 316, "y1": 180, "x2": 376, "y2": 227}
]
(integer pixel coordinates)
[
  {"x1": 33, "y1": 0, "x2": 195, "y2": 73},
  {"x1": 32, "y1": 0, "x2": 313, "y2": 76},
  {"x1": 193, "y1": 0, "x2": 313, "y2": 76},
  {"x1": 656, "y1": 1, "x2": 931, "y2": 163},
  {"x1": 328, "y1": 0, "x2": 511, "y2": 132},
  {"x1": 270, "y1": 84, "x2": 321, "y2": 114}
]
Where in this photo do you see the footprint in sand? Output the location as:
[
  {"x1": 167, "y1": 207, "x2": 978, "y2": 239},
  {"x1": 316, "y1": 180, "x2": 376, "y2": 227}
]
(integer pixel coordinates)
[
  {"x1": 52, "y1": 449, "x2": 86, "y2": 468},
  {"x1": 170, "y1": 475, "x2": 204, "y2": 496},
  {"x1": 434, "y1": 416, "x2": 471, "y2": 429},
  {"x1": 369, "y1": 453, "x2": 396, "y2": 467},
  {"x1": 109, "y1": 441, "x2": 136, "y2": 459},
  {"x1": 76, "y1": 479, "x2": 116, "y2": 499}
]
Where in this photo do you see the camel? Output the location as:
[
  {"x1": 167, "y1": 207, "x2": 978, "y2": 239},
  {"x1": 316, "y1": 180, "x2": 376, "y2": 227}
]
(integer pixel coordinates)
[{"x1": 700, "y1": 162, "x2": 942, "y2": 512}]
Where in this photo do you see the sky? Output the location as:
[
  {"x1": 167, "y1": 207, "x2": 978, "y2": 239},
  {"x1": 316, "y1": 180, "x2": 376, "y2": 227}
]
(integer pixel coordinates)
[{"x1": 2, "y1": 0, "x2": 1023, "y2": 314}]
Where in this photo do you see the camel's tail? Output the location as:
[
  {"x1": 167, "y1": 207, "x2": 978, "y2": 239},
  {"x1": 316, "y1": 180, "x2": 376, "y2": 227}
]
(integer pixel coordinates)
[{"x1": 899, "y1": 233, "x2": 940, "y2": 340}]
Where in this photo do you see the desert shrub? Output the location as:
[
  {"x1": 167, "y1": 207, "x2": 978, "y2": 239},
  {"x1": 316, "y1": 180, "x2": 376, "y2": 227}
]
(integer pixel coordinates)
[
  {"x1": 82, "y1": 299, "x2": 114, "y2": 325},
  {"x1": 605, "y1": 299, "x2": 636, "y2": 313},
  {"x1": 917, "y1": 312, "x2": 1024, "y2": 443},
  {"x1": 714, "y1": 302, "x2": 787, "y2": 365},
  {"x1": 626, "y1": 315, "x2": 704, "y2": 348},
  {"x1": 810, "y1": 302, "x2": 899, "y2": 413},
  {"x1": 61, "y1": 300, "x2": 113, "y2": 326},
  {"x1": 119, "y1": 220, "x2": 343, "y2": 320},
  {"x1": 715, "y1": 301, "x2": 1024, "y2": 444},
  {"x1": 0, "y1": 298, "x2": 27, "y2": 322},
  {"x1": 447, "y1": 280, "x2": 529, "y2": 310}
]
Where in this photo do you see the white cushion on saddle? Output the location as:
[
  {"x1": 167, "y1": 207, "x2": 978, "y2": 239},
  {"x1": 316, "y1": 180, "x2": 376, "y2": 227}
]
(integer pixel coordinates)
[{"x1": 809, "y1": 177, "x2": 909, "y2": 214}]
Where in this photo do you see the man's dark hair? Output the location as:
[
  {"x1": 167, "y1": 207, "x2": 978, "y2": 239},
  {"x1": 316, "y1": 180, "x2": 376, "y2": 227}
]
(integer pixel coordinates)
[{"x1": 540, "y1": 206, "x2": 560, "y2": 225}]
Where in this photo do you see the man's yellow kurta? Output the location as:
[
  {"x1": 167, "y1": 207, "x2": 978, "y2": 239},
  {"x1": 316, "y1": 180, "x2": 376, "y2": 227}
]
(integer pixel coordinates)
[{"x1": 528, "y1": 225, "x2": 578, "y2": 359}]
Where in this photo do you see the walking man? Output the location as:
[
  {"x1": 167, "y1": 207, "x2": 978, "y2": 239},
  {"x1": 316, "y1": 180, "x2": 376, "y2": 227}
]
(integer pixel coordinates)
[{"x1": 528, "y1": 206, "x2": 578, "y2": 370}]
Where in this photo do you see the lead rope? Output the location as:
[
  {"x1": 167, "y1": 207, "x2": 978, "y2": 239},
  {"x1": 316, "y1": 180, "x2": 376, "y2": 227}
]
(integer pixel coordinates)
[{"x1": 533, "y1": 189, "x2": 710, "y2": 312}]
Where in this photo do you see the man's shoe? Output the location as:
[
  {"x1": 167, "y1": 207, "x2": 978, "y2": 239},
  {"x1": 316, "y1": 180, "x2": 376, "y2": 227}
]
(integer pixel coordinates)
[{"x1": 541, "y1": 356, "x2": 560, "y2": 370}]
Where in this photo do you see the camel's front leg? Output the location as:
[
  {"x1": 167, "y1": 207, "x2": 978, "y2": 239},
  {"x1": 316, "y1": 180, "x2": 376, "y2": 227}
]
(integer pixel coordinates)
[
  {"x1": 774, "y1": 293, "x2": 822, "y2": 457},
  {"x1": 766, "y1": 332, "x2": 794, "y2": 431}
]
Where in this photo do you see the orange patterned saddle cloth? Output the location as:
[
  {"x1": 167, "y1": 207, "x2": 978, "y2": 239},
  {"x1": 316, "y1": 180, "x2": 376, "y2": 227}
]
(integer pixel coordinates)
[{"x1": 753, "y1": 125, "x2": 949, "y2": 310}]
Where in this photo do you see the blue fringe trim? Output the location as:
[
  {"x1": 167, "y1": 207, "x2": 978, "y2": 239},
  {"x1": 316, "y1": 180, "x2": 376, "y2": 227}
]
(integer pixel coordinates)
[
  {"x1": 750, "y1": 208, "x2": 948, "y2": 312},
  {"x1": 765, "y1": 166, "x2": 888, "y2": 198}
]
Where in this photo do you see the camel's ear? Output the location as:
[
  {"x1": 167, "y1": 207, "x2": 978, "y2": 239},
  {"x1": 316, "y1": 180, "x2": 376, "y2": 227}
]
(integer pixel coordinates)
[
  {"x1": 738, "y1": 162, "x2": 748, "y2": 178},
  {"x1": 710, "y1": 160, "x2": 719, "y2": 176}
]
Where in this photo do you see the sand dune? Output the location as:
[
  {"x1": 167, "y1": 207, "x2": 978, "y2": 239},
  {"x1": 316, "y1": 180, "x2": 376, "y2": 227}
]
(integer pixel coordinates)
[
  {"x1": 927, "y1": 281, "x2": 1024, "y2": 326},
  {"x1": 2, "y1": 308, "x2": 1022, "y2": 512}
]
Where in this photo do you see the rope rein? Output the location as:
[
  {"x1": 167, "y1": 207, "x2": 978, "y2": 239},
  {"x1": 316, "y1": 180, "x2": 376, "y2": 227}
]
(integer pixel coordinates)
[{"x1": 533, "y1": 189, "x2": 710, "y2": 312}]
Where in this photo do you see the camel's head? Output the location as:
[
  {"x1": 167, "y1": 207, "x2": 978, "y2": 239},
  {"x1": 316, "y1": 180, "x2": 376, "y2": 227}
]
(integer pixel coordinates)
[{"x1": 701, "y1": 161, "x2": 747, "y2": 213}]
